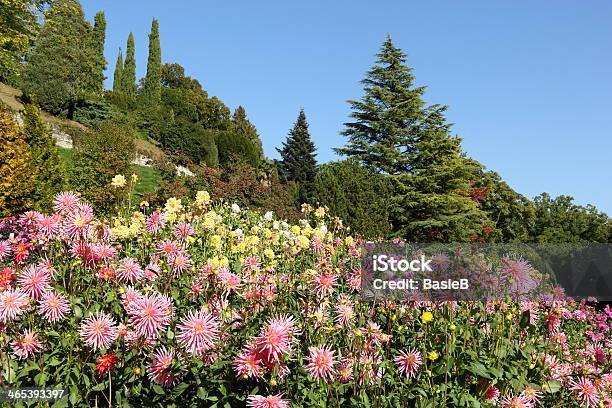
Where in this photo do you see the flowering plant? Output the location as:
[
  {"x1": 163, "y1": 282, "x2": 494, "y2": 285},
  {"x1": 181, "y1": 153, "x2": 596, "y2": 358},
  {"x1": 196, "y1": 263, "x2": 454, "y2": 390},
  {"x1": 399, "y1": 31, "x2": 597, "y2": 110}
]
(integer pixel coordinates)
[{"x1": 0, "y1": 190, "x2": 610, "y2": 407}]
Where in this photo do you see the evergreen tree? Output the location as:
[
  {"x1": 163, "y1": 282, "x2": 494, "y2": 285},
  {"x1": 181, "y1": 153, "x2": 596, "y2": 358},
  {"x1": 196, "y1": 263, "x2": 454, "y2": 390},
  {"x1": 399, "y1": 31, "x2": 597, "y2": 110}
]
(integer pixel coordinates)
[
  {"x1": 22, "y1": 104, "x2": 66, "y2": 212},
  {"x1": 112, "y1": 48, "x2": 123, "y2": 92},
  {"x1": 338, "y1": 37, "x2": 489, "y2": 241},
  {"x1": 232, "y1": 106, "x2": 263, "y2": 159},
  {"x1": 142, "y1": 18, "x2": 162, "y2": 104},
  {"x1": 89, "y1": 11, "x2": 106, "y2": 94},
  {"x1": 0, "y1": 107, "x2": 34, "y2": 217},
  {"x1": 391, "y1": 107, "x2": 490, "y2": 241},
  {"x1": 21, "y1": 0, "x2": 95, "y2": 116},
  {"x1": 313, "y1": 160, "x2": 393, "y2": 238},
  {"x1": 121, "y1": 32, "x2": 136, "y2": 97},
  {"x1": 335, "y1": 36, "x2": 426, "y2": 175},
  {"x1": 276, "y1": 109, "x2": 317, "y2": 204}
]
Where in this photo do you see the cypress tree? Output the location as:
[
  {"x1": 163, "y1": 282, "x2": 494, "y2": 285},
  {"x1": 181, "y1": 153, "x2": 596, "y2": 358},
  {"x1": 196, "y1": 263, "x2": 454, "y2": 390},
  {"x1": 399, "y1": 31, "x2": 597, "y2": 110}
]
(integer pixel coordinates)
[
  {"x1": 89, "y1": 11, "x2": 107, "y2": 94},
  {"x1": 0, "y1": 107, "x2": 34, "y2": 217},
  {"x1": 143, "y1": 18, "x2": 162, "y2": 104},
  {"x1": 112, "y1": 48, "x2": 123, "y2": 92},
  {"x1": 121, "y1": 32, "x2": 136, "y2": 97},
  {"x1": 22, "y1": 104, "x2": 66, "y2": 212},
  {"x1": 21, "y1": 0, "x2": 95, "y2": 116},
  {"x1": 276, "y1": 109, "x2": 317, "y2": 204},
  {"x1": 232, "y1": 106, "x2": 264, "y2": 159}
]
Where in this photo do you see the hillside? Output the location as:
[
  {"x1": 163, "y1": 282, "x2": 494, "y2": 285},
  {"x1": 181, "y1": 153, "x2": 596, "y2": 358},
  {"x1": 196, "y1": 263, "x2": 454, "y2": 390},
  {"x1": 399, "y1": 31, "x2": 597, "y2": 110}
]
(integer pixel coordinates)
[{"x1": 1, "y1": 82, "x2": 165, "y2": 196}]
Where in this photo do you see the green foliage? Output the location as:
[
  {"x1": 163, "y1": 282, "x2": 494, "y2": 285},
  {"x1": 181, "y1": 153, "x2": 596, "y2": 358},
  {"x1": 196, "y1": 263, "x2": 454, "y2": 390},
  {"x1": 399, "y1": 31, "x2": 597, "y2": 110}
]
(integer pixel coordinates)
[
  {"x1": 121, "y1": 32, "x2": 137, "y2": 98},
  {"x1": 0, "y1": 0, "x2": 46, "y2": 84},
  {"x1": 159, "y1": 118, "x2": 218, "y2": 167},
  {"x1": 335, "y1": 35, "x2": 426, "y2": 174},
  {"x1": 470, "y1": 162, "x2": 536, "y2": 243},
  {"x1": 73, "y1": 99, "x2": 121, "y2": 128},
  {"x1": 338, "y1": 36, "x2": 489, "y2": 241},
  {"x1": 21, "y1": 0, "x2": 96, "y2": 116},
  {"x1": 216, "y1": 130, "x2": 260, "y2": 168},
  {"x1": 112, "y1": 48, "x2": 123, "y2": 92},
  {"x1": 0, "y1": 106, "x2": 34, "y2": 216},
  {"x1": 87, "y1": 11, "x2": 106, "y2": 95},
  {"x1": 22, "y1": 104, "x2": 65, "y2": 212},
  {"x1": 142, "y1": 18, "x2": 162, "y2": 104},
  {"x1": 69, "y1": 119, "x2": 136, "y2": 213},
  {"x1": 232, "y1": 106, "x2": 263, "y2": 159},
  {"x1": 276, "y1": 109, "x2": 317, "y2": 204},
  {"x1": 161, "y1": 63, "x2": 201, "y2": 90},
  {"x1": 313, "y1": 160, "x2": 392, "y2": 238},
  {"x1": 531, "y1": 193, "x2": 610, "y2": 243}
]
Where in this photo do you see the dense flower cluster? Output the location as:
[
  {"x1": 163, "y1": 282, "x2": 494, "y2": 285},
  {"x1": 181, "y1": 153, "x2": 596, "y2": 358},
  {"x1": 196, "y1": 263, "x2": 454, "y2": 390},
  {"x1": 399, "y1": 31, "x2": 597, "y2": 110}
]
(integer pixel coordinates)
[{"x1": 0, "y1": 191, "x2": 609, "y2": 406}]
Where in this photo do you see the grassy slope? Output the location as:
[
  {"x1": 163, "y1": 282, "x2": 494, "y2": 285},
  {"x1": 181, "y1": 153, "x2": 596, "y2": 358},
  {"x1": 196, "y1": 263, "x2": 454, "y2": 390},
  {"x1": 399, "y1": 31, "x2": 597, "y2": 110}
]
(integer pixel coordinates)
[
  {"x1": 58, "y1": 147, "x2": 160, "y2": 197},
  {"x1": 2, "y1": 82, "x2": 161, "y2": 197}
]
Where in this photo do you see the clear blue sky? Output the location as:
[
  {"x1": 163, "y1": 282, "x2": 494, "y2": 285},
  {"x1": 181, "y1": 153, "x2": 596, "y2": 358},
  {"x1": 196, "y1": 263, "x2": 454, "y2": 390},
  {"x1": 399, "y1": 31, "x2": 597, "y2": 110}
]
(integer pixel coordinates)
[{"x1": 81, "y1": 0, "x2": 612, "y2": 215}]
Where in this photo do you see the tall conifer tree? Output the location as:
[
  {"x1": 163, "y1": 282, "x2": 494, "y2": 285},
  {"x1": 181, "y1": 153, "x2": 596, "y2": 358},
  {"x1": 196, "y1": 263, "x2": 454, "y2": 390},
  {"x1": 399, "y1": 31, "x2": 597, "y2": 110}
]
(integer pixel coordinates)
[
  {"x1": 89, "y1": 11, "x2": 107, "y2": 94},
  {"x1": 232, "y1": 106, "x2": 263, "y2": 159},
  {"x1": 21, "y1": 0, "x2": 95, "y2": 115},
  {"x1": 277, "y1": 109, "x2": 317, "y2": 204},
  {"x1": 143, "y1": 18, "x2": 162, "y2": 104},
  {"x1": 22, "y1": 104, "x2": 65, "y2": 212},
  {"x1": 337, "y1": 36, "x2": 489, "y2": 241},
  {"x1": 0, "y1": 108, "x2": 34, "y2": 216},
  {"x1": 121, "y1": 32, "x2": 136, "y2": 97},
  {"x1": 112, "y1": 48, "x2": 123, "y2": 92}
]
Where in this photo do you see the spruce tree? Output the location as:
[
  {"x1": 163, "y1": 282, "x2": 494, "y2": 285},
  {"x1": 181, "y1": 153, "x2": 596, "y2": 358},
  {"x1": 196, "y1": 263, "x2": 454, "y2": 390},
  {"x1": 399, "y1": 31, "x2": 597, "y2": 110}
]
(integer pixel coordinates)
[
  {"x1": 112, "y1": 48, "x2": 123, "y2": 92},
  {"x1": 335, "y1": 36, "x2": 426, "y2": 175},
  {"x1": 0, "y1": 107, "x2": 34, "y2": 217},
  {"x1": 89, "y1": 11, "x2": 107, "y2": 94},
  {"x1": 22, "y1": 104, "x2": 66, "y2": 212},
  {"x1": 121, "y1": 32, "x2": 137, "y2": 97},
  {"x1": 21, "y1": 0, "x2": 95, "y2": 116},
  {"x1": 143, "y1": 18, "x2": 162, "y2": 104},
  {"x1": 232, "y1": 106, "x2": 264, "y2": 159},
  {"x1": 276, "y1": 109, "x2": 317, "y2": 204}
]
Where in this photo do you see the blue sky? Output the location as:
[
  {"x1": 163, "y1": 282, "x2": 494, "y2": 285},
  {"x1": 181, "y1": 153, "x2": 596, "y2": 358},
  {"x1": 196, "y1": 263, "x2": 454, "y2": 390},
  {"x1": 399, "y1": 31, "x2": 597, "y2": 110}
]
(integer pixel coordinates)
[{"x1": 81, "y1": 0, "x2": 612, "y2": 215}]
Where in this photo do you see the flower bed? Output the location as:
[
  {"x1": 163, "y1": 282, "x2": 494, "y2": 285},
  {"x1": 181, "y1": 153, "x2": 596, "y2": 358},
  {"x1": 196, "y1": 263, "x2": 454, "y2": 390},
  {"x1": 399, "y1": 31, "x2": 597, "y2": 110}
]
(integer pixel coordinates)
[{"x1": 0, "y1": 191, "x2": 610, "y2": 407}]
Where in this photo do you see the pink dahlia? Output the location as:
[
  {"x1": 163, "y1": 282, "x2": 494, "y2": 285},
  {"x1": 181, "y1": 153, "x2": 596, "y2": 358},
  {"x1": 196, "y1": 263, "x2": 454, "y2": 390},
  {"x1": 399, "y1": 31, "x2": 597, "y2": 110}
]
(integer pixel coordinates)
[
  {"x1": 569, "y1": 377, "x2": 600, "y2": 407},
  {"x1": 233, "y1": 342, "x2": 263, "y2": 379},
  {"x1": 145, "y1": 211, "x2": 166, "y2": 235},
  {"x1": 53, "y1": 192, "x2": 80, "y2": 213},
  {"x1": 37, "y1": 215, "x2": 61, "y2": 240},
  {"x1": 17, "y1": 264, "x2": 51, "y2": 300},
  {"x1": 176, "y1": 309, "x2": 219, "y2": 356},
  {"x1": 0, "y1": 240, "x2": 12, "y2": 262},
  {"x1": 173, "y1": 222, "x2": 194, "y2": 240},
  {"x1": 127, "y1": 292, "x2": 173, "y2": 339},
  {"x1": 117, "y1": 258, "x2": 144, "y2": 283},
  {"x1": 334, "y1": 300, "x2": 355, "y2": 328},
  {"x1": 242, "y1": 256, "x2": 261, "y2": 273},
  {"x1": 500, "y1": 392, "x2": 532, "y2": 408},
  {"x1": 304, "y1": 345, "x2": 336, "y2": 382},
  {"x1": 311, "y1": 271, "x2": 338, "y2": 297},
  {"x1": 79, "y1": 311, "x2": 118, "y2": 350},
  {"x1": 148, "y1": 347, "x2": 183, "y2": 388},
  {"x1": 246, "y1": 394, "x2": 290, "y2": 408},
  {"x1": 37, "y1": 291, "x2": 70, "y2": 322},
  {"x1": 12, "y1": 329, "x2": 43, "y2": 359},
  {"x1": 255, "y1": 315, "x2": 299, "y2": 364},
  {"x1": 63, "y1": 206, "x2": 94, "y2": 240},
  {"x1": 394, "y1": 348, "x2": 422, "y2": 379},
  {"x1": 0, "y1": 287, "x2": 29, "y2": 322},
  {"x1": 169, "y1": 251, "x2": 192, "y2": 276}
]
